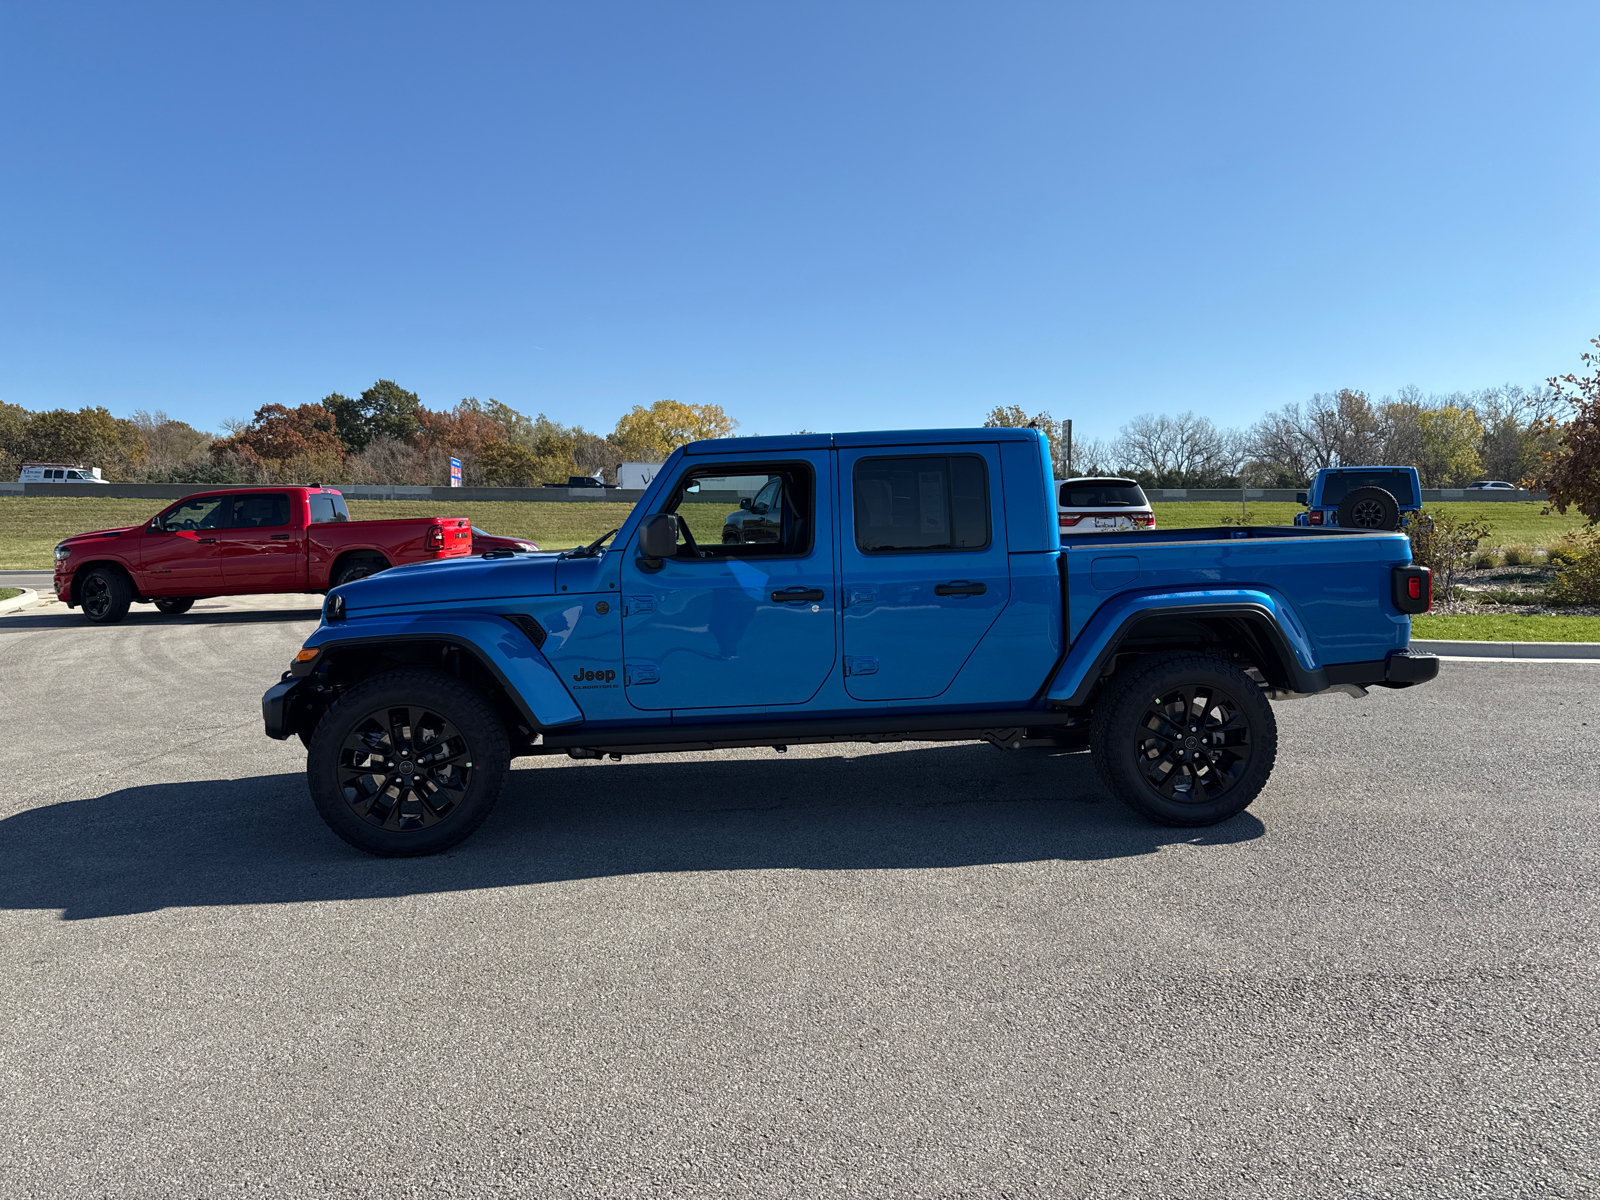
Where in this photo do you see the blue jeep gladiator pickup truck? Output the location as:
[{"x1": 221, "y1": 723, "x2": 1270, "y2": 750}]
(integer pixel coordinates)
[{"x1": 262, "y1": 429, "x2": 1438, "y2": 856}]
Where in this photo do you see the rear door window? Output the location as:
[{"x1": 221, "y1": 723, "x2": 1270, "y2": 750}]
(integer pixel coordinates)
[
  {"x1": 227, "y1": 493, "x2": 292, "y2": 528},
  {"x1": 1320, "y1": 471, "x2": 1417, "y2": 506},
  {"x1": 853, "y1": 455, "x2": 990, "y2": 553}
]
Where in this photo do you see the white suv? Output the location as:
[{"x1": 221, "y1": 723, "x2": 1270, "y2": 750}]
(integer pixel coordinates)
[{"x1": 1056, "y1": 477, "x2": 1155, "y2": 534}]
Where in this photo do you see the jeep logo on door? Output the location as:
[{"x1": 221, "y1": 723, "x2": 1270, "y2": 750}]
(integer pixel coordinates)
[{"x1": 570, "y1": 666, "x2": 618, "y2": 688}]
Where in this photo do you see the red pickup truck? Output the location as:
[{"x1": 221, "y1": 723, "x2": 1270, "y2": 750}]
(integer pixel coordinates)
[{"x1": 53, "y1": 487, "x2": 472, "y2": 623}]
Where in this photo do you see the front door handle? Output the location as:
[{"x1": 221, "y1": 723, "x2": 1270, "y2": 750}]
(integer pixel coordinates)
[
  {"x1": 197, "y1": 537, "x2": 217, "y2": 544},
  {"x1": 270, "y1": 533, "x2": 292, "y2": 540},
  {"x1": 934, "y1": 580, "x2": 986, "y2": 597},
  {"x1": 771, "y1": 587, "x2": 824, "y2": 603}
]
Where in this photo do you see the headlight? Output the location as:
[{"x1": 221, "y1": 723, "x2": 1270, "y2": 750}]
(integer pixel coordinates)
[
  {"x1": 323, "y1": 593, "x2": 345, "y2": 623},
  {"x1": 54, "y1": 545, "x2": 70, "y2": 562}
]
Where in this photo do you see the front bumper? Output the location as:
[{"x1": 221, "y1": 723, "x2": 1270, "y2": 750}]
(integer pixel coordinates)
[{"x1": 263, "y1": 676, "x2": 310, "y2": 741}]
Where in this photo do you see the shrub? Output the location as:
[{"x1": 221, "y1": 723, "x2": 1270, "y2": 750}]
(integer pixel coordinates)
[
  {"x1": 1502, "y1": 545, "x2": 1530, "y2": 566},
  {"x1": 1406, "y1": 508, "x2": 1494, "y2": 601},
  {"x1": 1545, "y1": 532, "x2": 1600, "y2": 606},
  {"x1": 1471, "y1": 549, "x2": 1501, "y2": 569}
]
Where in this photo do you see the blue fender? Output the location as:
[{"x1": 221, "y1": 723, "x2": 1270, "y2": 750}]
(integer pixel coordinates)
[
  {"x1": 303, "y1": 612, "x2": 585, "y2": 728},
  {"x1": 1045, "y1": 586, "x2": 1322, "y2": 706}
]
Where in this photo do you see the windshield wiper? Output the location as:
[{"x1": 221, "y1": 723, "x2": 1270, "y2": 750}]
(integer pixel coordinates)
[{"x1": 563, "y1": 528, "x2": 619, "y2": 559}]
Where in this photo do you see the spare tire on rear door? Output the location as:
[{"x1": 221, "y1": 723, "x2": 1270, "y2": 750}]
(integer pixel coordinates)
[{"x1": 1336, "y1": 486, "x2": 1401, "y2": 531}]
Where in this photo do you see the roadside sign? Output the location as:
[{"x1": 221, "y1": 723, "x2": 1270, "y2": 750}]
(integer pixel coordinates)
[{"x1": 449, "y1": 457, "x2": 462, "y2": 487}]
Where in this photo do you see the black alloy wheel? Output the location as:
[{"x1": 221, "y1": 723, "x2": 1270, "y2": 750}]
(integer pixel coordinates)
[
  {"x1": 307, "y1": 668, "x2": 509, "y2": 856},
  {"x1": 153, "y1": 597, "x2": 195, "y2": 615},
  {"x1": 1090, "y1": 652, "x2": 1277, "y2": 826},
  {"x1": 79, "y1": 567, "x2": 132, "y2": 624},
  {"x1": 340, "y1": 705, "x2": 472, "y2": 831}
]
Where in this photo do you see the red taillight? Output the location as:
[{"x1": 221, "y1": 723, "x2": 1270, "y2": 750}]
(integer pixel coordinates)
[
  {"x1": 1132, "y1": 513, "x2": 1155, "y2": 527},
  {"x1": 1392, "y1": 566, "x2": 1431, "y2": 614},
  {"x1": 425, "y1": 525, "x2": 445, "y2": 551},
  {"x1": 1059, "y1": 514, "x2": 1084, "y2": 527},
  {"x1": 1308, "y1": 510, "x2": 1324, "y2": 525}
]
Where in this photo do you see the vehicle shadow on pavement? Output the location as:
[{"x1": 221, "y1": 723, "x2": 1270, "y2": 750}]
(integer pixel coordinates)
[
  {"x1": 0, "y1": 607, "x2": 322, "y2": 631},
  {"x1": 0, "y1": 745, "x2": 1264, "y2": 919}
]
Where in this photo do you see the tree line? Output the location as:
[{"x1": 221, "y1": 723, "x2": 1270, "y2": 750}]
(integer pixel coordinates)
[
  {"x1": 0, "y1": 384, "x2": 735, "y2": 487},
  {"x1": 986, "y1": 383, "x2": 1567, "y2": 490},
  {"x1": 4, "y1": 333, "x2": 1599, "y2": 523}
]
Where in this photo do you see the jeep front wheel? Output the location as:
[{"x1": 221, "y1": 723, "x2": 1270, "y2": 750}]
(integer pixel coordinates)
[
  {"x1": 306, "y1": 668, "x2": 510, "y2": 857},
  {"x1": 1089, "y1": 653, "x2": 1277, "y2": 826}
]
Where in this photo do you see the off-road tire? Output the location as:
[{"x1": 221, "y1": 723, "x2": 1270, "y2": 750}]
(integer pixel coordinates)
[
  {"x1": 153, "y1": 597, "x2": 195, "y2": 615},
  {"x1": 1089, "y1": 652, "x2": 1277, "y2": 826},
  {"x1": 79, "y1": 567, "x2": 133, "y2": 624},
  {"x1": 306, "y1": 668, "x2": 510, "y2": 857},
  {"x1": 332, "y1": 554, "x2": 390, "y2": 588},
  {"x1": 1336, "y1": 486, "x2": 1401, "y2": 531}
]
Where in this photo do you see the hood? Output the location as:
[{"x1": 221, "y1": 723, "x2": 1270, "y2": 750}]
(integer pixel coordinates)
[
  {"x1": 61, "y1": 526, "x2": 140, "y2": 546},
  {"x1": 337, "y1": 552, "x2": 562, "y2": 613}
]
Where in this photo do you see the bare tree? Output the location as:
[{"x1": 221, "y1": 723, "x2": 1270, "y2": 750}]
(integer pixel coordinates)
[{"x1": 1112, "y1": 412, "x2": 1242, "y2": 487}]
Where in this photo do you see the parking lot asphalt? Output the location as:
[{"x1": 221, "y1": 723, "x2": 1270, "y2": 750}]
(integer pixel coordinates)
[{"x1": 0, "y1": 594, "x2": 1595, "y2": 1199}]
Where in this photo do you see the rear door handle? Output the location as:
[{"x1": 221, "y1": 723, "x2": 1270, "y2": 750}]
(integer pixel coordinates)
[
  {"x1": 771, "y1": 587, "x2": 824, "y2": 603},
  {"x1": 934, "y1": 580, "x2": 986, "y2": 596},
  {"x1": 270, "y1": 534, "x2": 292, "y2": 540}
]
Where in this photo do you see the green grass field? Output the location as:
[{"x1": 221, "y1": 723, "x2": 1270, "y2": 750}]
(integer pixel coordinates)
[
  {"x1": 0, "y1": 587, "x2": 21, "y2": 601},
  {"x1": 1410, "y1": 613, "x2": 1600, "y2": 643},
  {"x1": 1155, "y1": 500, "x2": 1588, "y2": 546},
  {"x1": 0, "y1": 494, "x2": 1590, "y2": 571}
]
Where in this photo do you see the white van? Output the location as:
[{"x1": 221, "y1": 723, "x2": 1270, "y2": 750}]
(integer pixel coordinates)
[{"x1": 19, "y1": 463, "x2": 107, "y2": 484}]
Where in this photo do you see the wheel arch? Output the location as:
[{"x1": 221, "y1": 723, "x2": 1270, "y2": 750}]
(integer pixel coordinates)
[
  {"x1": 1049, "y1": 599, "x2": 1327, "y2": 708},
  {"x1": 328, "y1": 547, "x2": 392, "y2": 583},
  {"x1": 282, "y1": 621, "x2": 585, "y2": 752},
  {"x1": 69, "y1": 559, "x2": 140, "y2": 606}
]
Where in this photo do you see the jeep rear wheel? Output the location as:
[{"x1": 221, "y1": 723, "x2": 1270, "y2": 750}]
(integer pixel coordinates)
[
  {"x1": 80, "y1": 568, "x2": 132, "y2": 624},
  {"x1": 1089, "y1": 652, "x2": 1277, "y2": 826},
  {"x1": 306, "y1": 668, "x2": 510, "y2": 857}
]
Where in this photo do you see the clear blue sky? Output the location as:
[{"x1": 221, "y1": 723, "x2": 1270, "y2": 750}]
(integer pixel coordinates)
[{"x1": 2, "y1": 2, "x2": 1597, "y2": 443}]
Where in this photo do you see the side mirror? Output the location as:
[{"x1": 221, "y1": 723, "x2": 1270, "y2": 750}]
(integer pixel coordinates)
[
  {"x1": 739, "y1": 497, "x2": 752, "y2": 511},
  {"x1": 637, "y1": 513, "x2": 679, "y2": 571},
  {"x1": 1296, "y1": 492, "x2": 1308, "y2": 506}
]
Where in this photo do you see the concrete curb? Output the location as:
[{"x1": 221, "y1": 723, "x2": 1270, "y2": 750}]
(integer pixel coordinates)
[
  {"x1": 0, "y1": 588, "x2": 40, "y2": 615},
  {"x1": 1411, "y1": 638, "x2": 1600, "y2": 660}
]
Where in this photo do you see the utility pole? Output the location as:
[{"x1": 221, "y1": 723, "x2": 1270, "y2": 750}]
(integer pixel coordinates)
[{"x1": 1065, "y1": 419, "x2": 1073, "y2": 478}]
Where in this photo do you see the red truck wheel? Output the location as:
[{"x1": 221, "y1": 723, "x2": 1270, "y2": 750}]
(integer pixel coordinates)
[
  {"x1": 306, "y1": 668, "x2": 510, "y2": 857},
  {"x1": 79, "y1": 567, "x2": 132, "y2": 624},
  {"x1": 332, "y1": 554, "x2": 390, "y2": 588},
  {"x1": 153, "y1": 598, "x2": 195, "y2": 615},
  {"x1": 1089, "y1": 652, "x2": 1277, "y2": 827}
]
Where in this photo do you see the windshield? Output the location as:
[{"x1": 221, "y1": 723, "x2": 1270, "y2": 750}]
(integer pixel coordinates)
[
  {"x1": 1058, "y1": 481, "x2": 1148, "y2": 508},
  {"x1": 1319, "y1": 470, "x2": 1417, "y2": 506}
]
